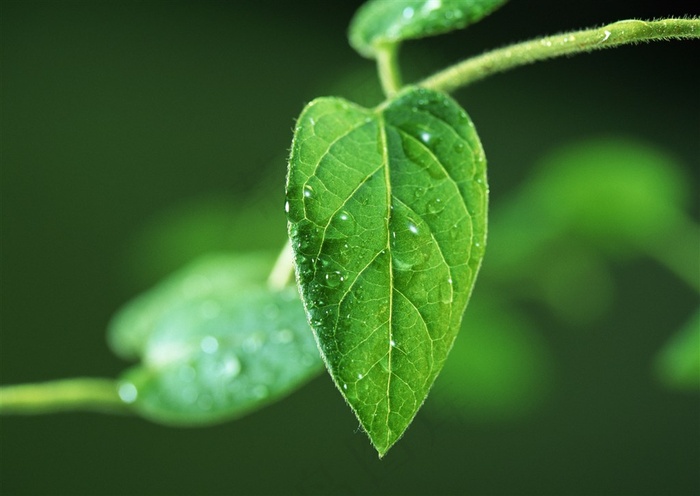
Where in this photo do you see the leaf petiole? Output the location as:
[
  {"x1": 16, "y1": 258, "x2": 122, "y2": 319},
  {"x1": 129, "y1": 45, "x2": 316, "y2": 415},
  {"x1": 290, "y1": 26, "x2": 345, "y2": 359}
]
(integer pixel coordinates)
[
  {"x1": 419, "y1": 18, "x2": 700, "y2": 94},
  {"x1": 376, "y1": 43, "x2": 403, "y2": 97},
  {"x1": 0, "y1": 378, "x2": 130, "y2": 415},
  {"x1": 267, "y1": 238, "x2": 296, "y2": 290}
]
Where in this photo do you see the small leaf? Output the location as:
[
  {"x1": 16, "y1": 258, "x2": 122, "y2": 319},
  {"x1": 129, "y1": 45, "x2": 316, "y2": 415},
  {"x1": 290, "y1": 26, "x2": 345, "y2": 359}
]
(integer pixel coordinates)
[
  {"x1": 286, "y1": 87, "x2": 488, "y2": 456},
  {"x1": 349, "y1": 0, "x2": 509, "y2": 58},
  {"x1": 108, "y1": 253, "x2": 323, "y2": 425}
]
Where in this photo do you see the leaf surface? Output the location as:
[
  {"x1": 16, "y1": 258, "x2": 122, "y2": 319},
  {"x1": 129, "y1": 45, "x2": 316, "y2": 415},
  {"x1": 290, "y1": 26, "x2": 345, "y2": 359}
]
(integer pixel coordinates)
[
  {"x1": 349, "y1": 0, "x2": 509, "y2": 58},
  {"x1": 108, "y1": 253, "x2": 323, "y2": 425},
  {"x1": 286, "y1": 87, "x2": 487, "y2": 455}
]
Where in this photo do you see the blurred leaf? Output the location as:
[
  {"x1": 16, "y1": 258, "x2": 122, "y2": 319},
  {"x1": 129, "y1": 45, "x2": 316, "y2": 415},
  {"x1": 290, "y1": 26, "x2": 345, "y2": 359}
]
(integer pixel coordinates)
[
  {"x1": 427, "y1": 293, "x2": 553, "y2": 421},
  {"x1": 109, "y1": 252, "x2": 323, "y2": 425},
  {"x1": 286, "y1": 87, "x2": 487, "y2": 456},
  {"x1": 349, "y1": 0, "x2": 508, "y2": 58},
  {"x1": 655, "y1": 309, "x2": 700, "y2": 391},
  {"x1": 526, "y1": 139, "x2": 689, "y2": 254},
  {"x1": 534, "y1": 243, "x2": 615, "y2": 325}
]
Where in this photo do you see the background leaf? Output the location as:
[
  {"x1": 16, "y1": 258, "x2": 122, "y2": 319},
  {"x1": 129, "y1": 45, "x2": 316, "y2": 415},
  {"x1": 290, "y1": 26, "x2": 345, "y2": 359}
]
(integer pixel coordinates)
[
  {"x1": 655, "y1": 309, "x2": 700, "y2": 391},
  {"x1": 427, "y1": 293, "x2": 553, "y2": 421},
  {"x1": 286, "y1": 87, "x2": 487, "y2": 455},
  {"x1": 349, "y1": 0, "x2": 509, "y2": 58},
  {"x1": 108, "y1": 252, "x2": 323, "y2": 425}
]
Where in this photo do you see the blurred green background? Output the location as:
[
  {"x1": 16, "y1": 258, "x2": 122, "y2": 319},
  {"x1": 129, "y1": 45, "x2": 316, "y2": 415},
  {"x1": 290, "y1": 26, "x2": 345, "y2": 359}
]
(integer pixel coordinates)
[{"x1": 2, "y1": 1, "x2": 698, "y2": 494}]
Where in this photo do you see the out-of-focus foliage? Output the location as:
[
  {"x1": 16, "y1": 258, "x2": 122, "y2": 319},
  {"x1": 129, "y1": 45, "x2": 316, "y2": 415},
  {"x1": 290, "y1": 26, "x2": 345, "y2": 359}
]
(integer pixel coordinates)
[
  {"x1": 109, "y1": 253, "x2": 323, "y2": 425},
  {"x1": 655, "y1": 309, "x2": 700, "y2": 391},
  {"x1": 427, "y1": 293, "x2": 553, "y2": 421}
]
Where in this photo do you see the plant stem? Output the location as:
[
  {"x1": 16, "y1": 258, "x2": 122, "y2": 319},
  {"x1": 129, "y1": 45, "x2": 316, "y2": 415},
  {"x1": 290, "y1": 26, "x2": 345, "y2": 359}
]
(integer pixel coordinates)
[
  {"x1": 0, "y1": 378, "x2": 130, "y2": 415},
  {"x1": 268, "y1": 238, "x2": 295, "y2": 290},
  {"x1": 420, "y1": 18, "x2": 700, "y2": 93},
  {"x1": 376, "y1": 44, "x2": 403, "y2": 97}
]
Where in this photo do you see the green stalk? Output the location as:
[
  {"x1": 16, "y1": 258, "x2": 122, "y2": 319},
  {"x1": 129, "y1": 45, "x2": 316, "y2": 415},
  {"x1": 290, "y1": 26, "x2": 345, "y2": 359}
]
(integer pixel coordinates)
[
  {"x1": 420, "y1": 18, "x2": 700, "y2": 93},
  {"x1": 376, "y1": 43, "x2": 403, "y2": 97},
  {"x1": 268, "y1": 238, "x2": 296, "y2": 290},
  {"x1": 0, "y1": 378, "x2": 131, "y2": 415}
]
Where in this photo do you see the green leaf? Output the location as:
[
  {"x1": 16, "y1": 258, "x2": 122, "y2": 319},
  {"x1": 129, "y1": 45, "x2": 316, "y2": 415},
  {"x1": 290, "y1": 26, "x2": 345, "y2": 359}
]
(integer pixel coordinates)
[
  {"x1": 108, "y1": 253, "x2": 323, "y2": 425},
  {"x1": 349, "y1": 0, "x2": 509, "y2": 58},
  {"x1": 286, "y1": 87, "x2": 488, "y2": 456}
]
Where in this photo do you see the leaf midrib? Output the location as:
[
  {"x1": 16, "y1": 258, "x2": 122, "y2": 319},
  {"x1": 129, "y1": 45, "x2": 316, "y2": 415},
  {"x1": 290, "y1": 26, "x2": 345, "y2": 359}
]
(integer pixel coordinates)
[{"x1": 378, "y1": 111, "x2": 395, "y2": 449}]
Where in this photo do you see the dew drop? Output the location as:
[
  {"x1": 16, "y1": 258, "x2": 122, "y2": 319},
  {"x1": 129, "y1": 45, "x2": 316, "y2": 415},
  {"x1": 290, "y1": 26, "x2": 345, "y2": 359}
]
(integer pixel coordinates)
[
  {"x1": 390, "y1": 339, "x2": 396, "y2": 347},
  {"x1": 303, "y1": 185, "x2": 314, "y2": 198},
  {"x1": 252, "y1": 385, "x2": 269, "y2": 399},
  {"x1": 407, "y1": 221, "x2": 419, "y2": 235},
  {"x1": 414, "y1": 186, "x2": 426, "y2": 198},
  {"x1": 221, "y1": 354, "x2": 241, "y2": 378},
  {"x1": 439, "y1": 281, "x2": 453, "y2": 304},
  {"x1": 343, "y1": 383, "x2": 348, "y2": 390},
  {"x1": 325, "y1": 271, "x2": 345, "y2": 288},
  {"x1": 419, "y1": 131, "x2": 432, "y2": 144},
  {"x1": 357, "y1": 373, "x2": 364, "y2": 380},
  {"x1": 454, "y1": 142, "x2": 465, "y2": 152},
  {"x1": 200, "y1": 336, "x2": 219, "y2": 354},
  {"x1": 402, "y1": 6, "x2": 414, "y2": 18},
  {"x1": 274, "y1": 329, "x2": 294, "y2": 344},
  {"x1": 332, "y1": 210, "x2": 356, "y2": 236},
  {"x1": 242, "y1": 333, "x2": 264, "y2": 353},
  {"x1": 427, "y1": 197, "x2": 443, "y2": 214},
  {"x1": 284, "y1": 201, "x2": 290, "y2": 213},
  {"x1": 118, "y1": 382, "x2": 138, "y2": 404}
]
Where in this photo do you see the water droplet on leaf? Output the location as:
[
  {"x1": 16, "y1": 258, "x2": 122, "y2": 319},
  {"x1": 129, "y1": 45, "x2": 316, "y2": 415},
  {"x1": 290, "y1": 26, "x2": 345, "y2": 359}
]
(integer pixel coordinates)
[
  {"x1": 118, "y1": 382, "x2": 138, "y2": 403},
  {"x1": 200, "y1": 336, "x2": 219, "y2": 354},
  {"x1": 325, "y1": 271, "x2": 345, "y2": 288}
]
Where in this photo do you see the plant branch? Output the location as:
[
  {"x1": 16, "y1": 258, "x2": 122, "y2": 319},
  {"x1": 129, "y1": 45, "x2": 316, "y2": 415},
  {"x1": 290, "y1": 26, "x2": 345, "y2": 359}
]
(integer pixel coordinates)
[
  {"x1": 420, "y1": 18, "x2": 700, "y2": 93},
  {"x1": 0, "y1": 378, "x2": 131, "y2": 415},
  {"x1": 376, "y1": 44, "x2": 403, "y2": 97}
]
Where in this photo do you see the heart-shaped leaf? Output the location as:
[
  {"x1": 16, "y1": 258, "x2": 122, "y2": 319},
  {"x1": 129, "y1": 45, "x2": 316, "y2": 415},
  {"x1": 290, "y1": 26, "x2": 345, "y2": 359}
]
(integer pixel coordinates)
[
  {"x1": 108, "y1": 253, "x2": 323, "y2": 425},
  {"x1": 349, "y1": 0, "x2": 509, "y2": 58},
  {"x1": 286, "y1": 87, "x2": 487, "y2": 456}
]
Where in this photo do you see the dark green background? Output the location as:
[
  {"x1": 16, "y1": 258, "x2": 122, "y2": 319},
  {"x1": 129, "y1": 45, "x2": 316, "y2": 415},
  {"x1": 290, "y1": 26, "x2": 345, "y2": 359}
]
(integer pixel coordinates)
[{"x1": 2, "y1": 1, "x2": 698, "y2": 494}]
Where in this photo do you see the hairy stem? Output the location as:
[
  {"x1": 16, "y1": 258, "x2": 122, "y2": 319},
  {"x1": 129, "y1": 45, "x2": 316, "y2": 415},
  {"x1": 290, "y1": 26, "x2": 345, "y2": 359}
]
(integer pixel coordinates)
[
  {"x1": 420, "y1": 18, "x2": 700, "y2": 93},
  {"x1": 0, "y1": 378, "x2": 130, "y2": 415},
  {"x1": 268, "y1": 238, "x2": 295, "y2": 290},
  {"x1": 376, "y1": 44, "x2": 403, "y2": 97}
]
